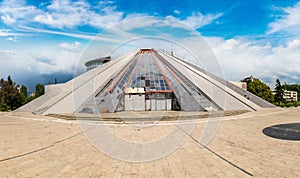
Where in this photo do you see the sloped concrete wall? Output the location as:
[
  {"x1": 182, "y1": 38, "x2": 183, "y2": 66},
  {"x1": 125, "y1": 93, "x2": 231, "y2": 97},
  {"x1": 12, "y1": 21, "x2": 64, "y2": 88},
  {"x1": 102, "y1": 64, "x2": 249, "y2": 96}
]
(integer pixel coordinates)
[
  {"x1": 157, "y1": 50, "x2": 261, "y2": 111},
  {"x1": 43, "y1": 51, "x2": 137, "y2": 115},
  {"x1": 177, "y1": 59, "x2": 275, "y2": 108},
  {"x1": 17, "y1": 51, "x2": 137, "y2": 114}
]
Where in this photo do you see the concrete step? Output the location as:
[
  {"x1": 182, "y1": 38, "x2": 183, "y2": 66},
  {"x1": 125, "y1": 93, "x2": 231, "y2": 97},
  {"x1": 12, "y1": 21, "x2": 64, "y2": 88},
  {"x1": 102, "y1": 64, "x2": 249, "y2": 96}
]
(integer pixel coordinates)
[{"x1": 45, "y1": 110, "x2": 249, "y2": 122}]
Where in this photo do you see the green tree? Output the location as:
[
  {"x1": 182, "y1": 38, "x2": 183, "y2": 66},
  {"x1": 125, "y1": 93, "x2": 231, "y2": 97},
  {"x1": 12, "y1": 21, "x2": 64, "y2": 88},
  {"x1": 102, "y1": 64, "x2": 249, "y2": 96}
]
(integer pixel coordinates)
[
  {"x1": 26, "y1": 95, "x2": 35, "y2": 103},
  {"x1": 0, "y1": 76, "x2": 22, "y2": 111},
  {"x1": 20, "y1": 85, "x2": 27, "y2": 104},
  {"x1": 20, "y1": 85, "x2": 27, "y2": 97},
  {"x1": 35, "y1": 84, "x2": 45, "y2": 98},
  {"x1": 242, "y1": 77, "x2": 274, "y2": 103},
  {"x1": 7, "y1": 75, "x2": 12, "y2": 85},
  {"x1": 0, "y1": 79, "x2": 9, "y2": 111},
  {"x1": 274, "y1": 79, "x2": 284, "y2": 103}
]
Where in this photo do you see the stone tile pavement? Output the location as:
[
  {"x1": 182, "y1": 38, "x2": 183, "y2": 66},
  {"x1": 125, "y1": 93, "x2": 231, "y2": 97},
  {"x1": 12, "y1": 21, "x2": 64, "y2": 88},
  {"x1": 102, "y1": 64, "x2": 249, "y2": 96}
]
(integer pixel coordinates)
[{"x1": 0, "y1": 108, "x2": 299, "y2": 177}]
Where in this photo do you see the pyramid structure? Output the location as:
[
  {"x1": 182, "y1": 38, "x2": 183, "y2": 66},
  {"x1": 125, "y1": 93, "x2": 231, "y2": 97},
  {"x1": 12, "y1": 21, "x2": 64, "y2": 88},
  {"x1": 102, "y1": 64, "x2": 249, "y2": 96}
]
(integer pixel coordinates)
[{"x1": 17, "y1": 49, "x2": 274, "y2": 115}]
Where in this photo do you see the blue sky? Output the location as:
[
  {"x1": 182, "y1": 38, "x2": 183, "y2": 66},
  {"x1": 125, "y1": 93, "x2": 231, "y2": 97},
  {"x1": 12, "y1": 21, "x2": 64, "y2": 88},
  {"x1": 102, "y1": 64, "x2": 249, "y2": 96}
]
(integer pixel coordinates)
[{"x1": 1, "y1": 0, "x2": 300, "y2": 91}]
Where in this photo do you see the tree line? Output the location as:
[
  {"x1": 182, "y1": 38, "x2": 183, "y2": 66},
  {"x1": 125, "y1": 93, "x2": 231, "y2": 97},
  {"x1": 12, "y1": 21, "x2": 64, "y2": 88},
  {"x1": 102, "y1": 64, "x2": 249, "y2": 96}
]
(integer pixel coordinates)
[
  {"x1": 0, "y1": 76, "x2": 44, "y2": 111},
  {"x1": 242, "y1": 77, "x2": 299, "y2": 107}
]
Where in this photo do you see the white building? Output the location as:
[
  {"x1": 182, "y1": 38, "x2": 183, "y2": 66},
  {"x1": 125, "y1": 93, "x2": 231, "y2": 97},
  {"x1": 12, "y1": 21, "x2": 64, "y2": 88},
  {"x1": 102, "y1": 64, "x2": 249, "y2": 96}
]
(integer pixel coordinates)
[{"x1": 283, "y1": 90, "x2": 298, "y2": 102}]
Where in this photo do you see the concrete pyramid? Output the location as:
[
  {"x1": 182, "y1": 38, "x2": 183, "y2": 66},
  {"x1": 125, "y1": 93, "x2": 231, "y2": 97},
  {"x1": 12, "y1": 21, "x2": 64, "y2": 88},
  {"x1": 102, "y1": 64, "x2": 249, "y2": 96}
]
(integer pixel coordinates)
[{"x1": 17, "y1": 49, "x2": 274, "y2": 115}]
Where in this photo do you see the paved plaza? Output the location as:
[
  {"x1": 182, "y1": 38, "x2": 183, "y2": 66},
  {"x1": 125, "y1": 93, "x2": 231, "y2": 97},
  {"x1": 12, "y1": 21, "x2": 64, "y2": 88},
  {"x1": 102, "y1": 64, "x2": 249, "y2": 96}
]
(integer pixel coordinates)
[{"x1": 0, "y1": 108, "x2": 299, "y2": 177}]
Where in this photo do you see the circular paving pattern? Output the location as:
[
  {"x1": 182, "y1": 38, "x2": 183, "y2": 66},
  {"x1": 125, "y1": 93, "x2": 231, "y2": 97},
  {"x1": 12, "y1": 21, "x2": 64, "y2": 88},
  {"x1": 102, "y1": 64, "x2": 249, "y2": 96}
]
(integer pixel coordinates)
[{"x1": 262, "y1": 123, "x2": 300, "y2": 141}]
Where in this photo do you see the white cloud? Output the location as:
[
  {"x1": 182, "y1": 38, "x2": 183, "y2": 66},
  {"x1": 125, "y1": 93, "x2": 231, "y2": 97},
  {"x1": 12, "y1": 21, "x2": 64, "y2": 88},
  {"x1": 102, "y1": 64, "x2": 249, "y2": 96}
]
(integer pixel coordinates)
[
  {"x1": 0, "y1": 29, "x2": 25, "y2": 40},
  {"x1": 206, "y1": 37, "x2": 300, "y2": 85},
  {"x1": 0, "y1": 0, "x2": 124, "y2": 30},
  {"x1": 174, "y1": 10, "x2": 180, "y2": 15},
  {"x1": 0, "y1": 46, "x2": 81, "y2": 76},
  {"x1": 268, "y1": 2, "x2": 300, "y2": 34},
  {"x1": 33, "y1": 0, "x2": 124, "y2": 29},
  {"x1": 7, "y1": 36, "x2": 17, "y2": 41},
  {"x1": 34, "y1": 0, "x2": 89, "y2": 28},
  {"x1": 0, "y1": 49, "x2": 17, "y2": 56},
  {"x1": 59, "y1": 41, "x2": 81, "y2": 52},
  {"x1": 0, "y1": 29, "x2": 11, "y2": 36},
  {"x1": 32, "y1": 49, "x2": 80, "y2": 74},
  {"x1": 165, "y1": 12, "x2": 222, "y2": 30},
  {"x1": 0, "y1": 49, "x2": 34, "y2": 79},
  {"x1": 0, "y1": 0, "x2": 40, "y2": 25},
  {"x1": 98, "y1": 1, "x2": 114, "y2": 6},
  {"x1": 6, "y1": 1, "x2": 296, "y2": 87},
  {"x1": 0, "y1": 0, "x2": 220, "y2": 32},
  {"x1": 0, "y1": 39, "x2": 85, "y2": 78},
  {"x1": 99, "y1": 14, "x2": 219, "y2": 41},
  {"x1": 17, "y1": 26, "x2": 121, "y2": 43},
  {"x1": 181, "y1": 12, "x2": 222, "y2": 29},
  {"x1": 87, "y1": 6, "x2": 124, "y2": 29}
]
